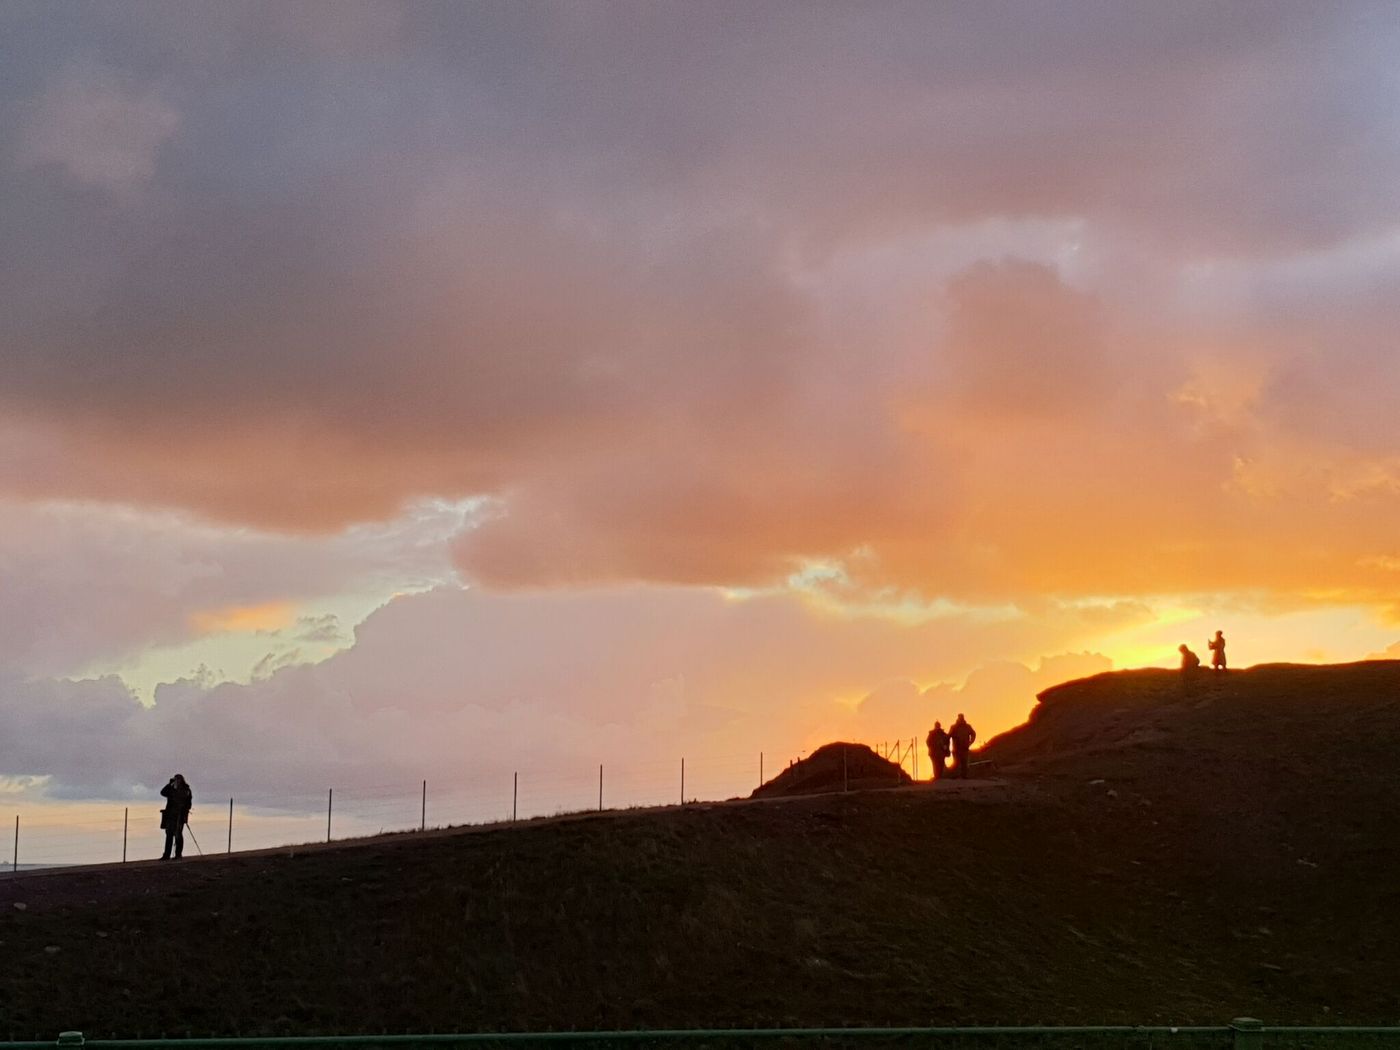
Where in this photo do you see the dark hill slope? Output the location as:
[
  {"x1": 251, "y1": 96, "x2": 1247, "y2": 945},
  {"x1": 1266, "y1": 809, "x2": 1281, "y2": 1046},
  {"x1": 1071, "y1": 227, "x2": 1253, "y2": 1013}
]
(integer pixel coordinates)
[
  {"x1": 3, "y1": 662, "x2": 1400, "y2": 1034},
  {"x1": 985, "y1": 661, "x2": 1400, "y2": 898}
]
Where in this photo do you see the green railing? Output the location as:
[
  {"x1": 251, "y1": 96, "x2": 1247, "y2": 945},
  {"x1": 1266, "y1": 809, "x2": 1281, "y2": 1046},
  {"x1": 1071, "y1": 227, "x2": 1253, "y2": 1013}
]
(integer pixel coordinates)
[{"x1": 3, "y1": 1024, "x2": 1400, "y2": 1050}]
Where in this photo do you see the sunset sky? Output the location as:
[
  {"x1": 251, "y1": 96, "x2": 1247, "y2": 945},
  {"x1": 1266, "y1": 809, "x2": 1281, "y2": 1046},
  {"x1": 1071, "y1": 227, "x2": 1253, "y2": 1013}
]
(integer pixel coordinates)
[{"x1": 5, "y1": 2, "x2": 1400, "y2": 830}]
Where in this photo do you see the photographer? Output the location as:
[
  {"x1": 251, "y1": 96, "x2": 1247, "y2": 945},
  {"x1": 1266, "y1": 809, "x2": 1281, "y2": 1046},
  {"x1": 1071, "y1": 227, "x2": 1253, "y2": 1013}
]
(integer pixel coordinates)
[{"x1": 159, "y1": 773, "x2": 193, "y2": 860}]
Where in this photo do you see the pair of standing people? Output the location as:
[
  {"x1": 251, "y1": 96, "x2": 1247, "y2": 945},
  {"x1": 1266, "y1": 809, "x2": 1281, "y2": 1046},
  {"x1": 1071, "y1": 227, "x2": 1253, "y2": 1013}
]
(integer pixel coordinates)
[{"x1": 925, "y1": 714, "x2": 977, "y2": 781}]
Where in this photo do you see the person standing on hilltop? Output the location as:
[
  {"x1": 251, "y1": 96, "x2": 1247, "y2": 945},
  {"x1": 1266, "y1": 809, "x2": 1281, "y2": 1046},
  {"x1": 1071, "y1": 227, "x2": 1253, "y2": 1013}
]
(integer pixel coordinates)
[
  {"x1": 926, "y1": 721, "x2": 951, "y2": 781},
  {"x1": 1179, "y1": 644, "x2": 1201, "y2": 672},
  {"x1": 1208, "y1": 630, "x2": 1227, "y2": 671},
  {"x1": 159, "y1": 773, "x2": 193, "y2": 860},
  {"x1": 949, "y1": 714, "x2": 977, "y2": 779}
]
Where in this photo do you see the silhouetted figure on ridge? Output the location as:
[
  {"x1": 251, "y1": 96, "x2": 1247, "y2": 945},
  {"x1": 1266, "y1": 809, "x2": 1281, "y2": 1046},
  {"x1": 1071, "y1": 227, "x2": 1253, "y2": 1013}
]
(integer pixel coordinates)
[
  {"x1": 1179, "y1": 644, "x2": 1201, "y2": 672},
  {"x1": 159, "y1": 773, "x2": 193, "y2": 860},
  {"x1": 926, "y1": 721, "x2": 951, "y2": 781},
  {"x1": 1208, "y1": 630, "x2": 1227, "y2": 671},
  {"x1": 949, "y1": 714, "x2": 976, "y2": 779}
]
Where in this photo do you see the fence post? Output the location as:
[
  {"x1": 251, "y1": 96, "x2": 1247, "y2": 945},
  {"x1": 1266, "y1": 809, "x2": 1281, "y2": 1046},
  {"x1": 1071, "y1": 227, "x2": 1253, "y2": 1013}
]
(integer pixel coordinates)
[
  {"x1": 512, "y1": 772, "x2": 518, "y2": 822},
  {"x1": 228, "y1": 798, "x2": 233, "y2": 853},
  {"x1": 759, "y1": 751, "x2": 764, "y2": 788},
  {"x1": 680, "y1": 757, "x2": 685, "y2": 805},
  {"x1": 326, "y1": 788, "x2": 333, "y2": 842},
  {"x1": 12, "y1": 814, "x2": 17, "y2": 873},
  {"x1": 1231, "y1": 1018, "x2": 1263, "y2": 1050},
  {"x1": 421, "y1": 780, "x2": 426, "y2": 832},
  {"x1": 122, "y1": 807, "x2": 128, "y2": 863},
  {"x1": 598, "y1": 764, "x2": 603, "y2": 812}
]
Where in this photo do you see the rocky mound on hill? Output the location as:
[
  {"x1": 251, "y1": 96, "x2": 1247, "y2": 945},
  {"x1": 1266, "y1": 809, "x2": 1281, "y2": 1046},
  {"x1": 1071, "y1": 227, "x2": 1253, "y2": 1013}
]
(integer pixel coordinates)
[{"x1": 750, "y1": 741, "x2": 911, "y2": 799}]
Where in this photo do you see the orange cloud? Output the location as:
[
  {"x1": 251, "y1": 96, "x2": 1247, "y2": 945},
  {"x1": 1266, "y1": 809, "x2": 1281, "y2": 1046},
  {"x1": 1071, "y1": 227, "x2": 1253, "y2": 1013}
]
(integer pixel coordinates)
[
  {"x1": 4, "y1": 4, "x2": 1400, "y2": 624},
  {"x1": 191, "y1": 601, "x2": 296, "y2": 636}
]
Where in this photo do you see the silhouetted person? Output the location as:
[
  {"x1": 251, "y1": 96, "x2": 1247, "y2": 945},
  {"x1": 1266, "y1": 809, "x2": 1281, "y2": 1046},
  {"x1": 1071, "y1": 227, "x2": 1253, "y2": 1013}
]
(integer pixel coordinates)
[
  {"x1": 1179, "y1": 644, "x2": 1201, "y2": 672},
  {"x1": 1208, "y1": 630, "x2": 1227, "y2": 671},
  {"x1": 926, "y1": 721, "x2": 951, "y2": 781},
  {"x1": 949, "y1": 714, "x2": 976, "y2": 779},
  {"x1": 160, "y1": 774, "x2": 193, "y2": 860}
]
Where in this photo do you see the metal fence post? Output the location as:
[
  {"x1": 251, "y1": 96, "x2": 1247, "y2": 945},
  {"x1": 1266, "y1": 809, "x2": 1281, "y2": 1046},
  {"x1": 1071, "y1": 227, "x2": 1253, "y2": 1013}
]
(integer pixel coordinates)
[
  {"x1": 598, "y1": 764, "x2": 603, "y2": 812},
  {"x1": 512, "y1": 772, "x2": 518, "y2": 822},
  {"x1": 680, "y1": 757, "x2": 685, "y2": 805},
  {"x1": 228, "y1": 798, "x2": 233, "y2": 853},
  {"x1": 1231, "y1": 1018, "x2": 1263, "y2": 1050},
  {"x1": 327, "y1": 788, "x2": 333, "y2": 842},
  {"x1": 421, "y1": 780, "x2": 426, "y2": 832},
  {"x1": 12, "y1": 814, "x2": 17, "y2": 873},
  {"x1": 122, "y1": 807, "x2": 128, "y2": 863}
]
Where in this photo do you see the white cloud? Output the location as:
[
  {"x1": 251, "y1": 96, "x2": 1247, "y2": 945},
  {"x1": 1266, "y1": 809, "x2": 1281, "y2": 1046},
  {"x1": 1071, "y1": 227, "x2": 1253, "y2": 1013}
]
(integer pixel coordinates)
[
  {"x1": 0, "y1": 498, "x2": 473, "y2": 680},
  {"x1": 19, "y1": 61, "x2": 179, "y2": 194},
  {"x1": 0, "y1": 585, "x2": 1120, "y2": 805}
]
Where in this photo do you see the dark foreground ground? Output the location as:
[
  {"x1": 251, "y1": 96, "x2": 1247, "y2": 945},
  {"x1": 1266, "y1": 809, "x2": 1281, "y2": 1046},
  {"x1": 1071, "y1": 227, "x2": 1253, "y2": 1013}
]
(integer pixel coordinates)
[{"x1": 3, "y1": 662, "x2": 1400, "y2": 1036}]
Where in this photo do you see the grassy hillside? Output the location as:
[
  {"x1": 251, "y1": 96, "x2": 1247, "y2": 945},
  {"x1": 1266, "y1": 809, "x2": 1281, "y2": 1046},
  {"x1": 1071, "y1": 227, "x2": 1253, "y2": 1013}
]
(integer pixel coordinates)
[{"x1": 3, "y1": 662, "x2": 1400, "y2": 1036}]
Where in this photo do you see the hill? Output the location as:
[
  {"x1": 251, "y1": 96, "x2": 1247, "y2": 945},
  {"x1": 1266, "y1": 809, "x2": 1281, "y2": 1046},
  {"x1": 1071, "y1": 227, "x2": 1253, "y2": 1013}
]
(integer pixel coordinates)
[
  {"x1": 750, "y1": 741, "x2": 911, "y2": 798},
  {"x1": 3, "y1": 661, "x2": 1400, "y2": 1035}
]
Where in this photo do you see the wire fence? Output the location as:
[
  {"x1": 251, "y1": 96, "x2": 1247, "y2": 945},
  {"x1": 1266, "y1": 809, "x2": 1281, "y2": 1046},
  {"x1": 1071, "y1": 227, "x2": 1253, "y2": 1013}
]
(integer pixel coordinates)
[
  {"x1": 3, "y1": 738, "x2": 927, "y2": 872},
  {"x1": 4, "y1": 1022, "x2": 1400, "y2": 1050}
]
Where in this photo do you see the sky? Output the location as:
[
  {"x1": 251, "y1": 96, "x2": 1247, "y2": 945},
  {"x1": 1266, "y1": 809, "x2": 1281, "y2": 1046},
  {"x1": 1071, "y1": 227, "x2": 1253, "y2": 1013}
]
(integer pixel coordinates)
[{"x1": 4, "y1": 1, "x2": 1400, "y2": 837}]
